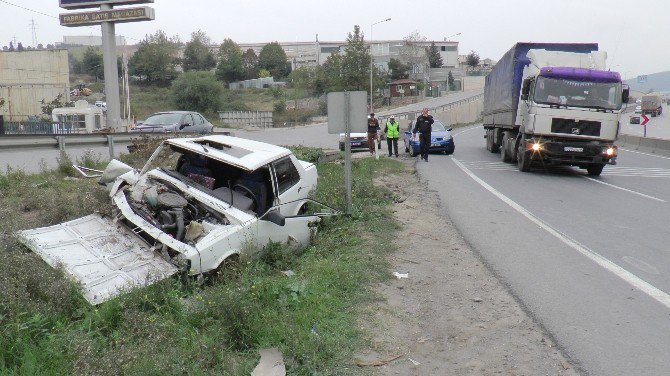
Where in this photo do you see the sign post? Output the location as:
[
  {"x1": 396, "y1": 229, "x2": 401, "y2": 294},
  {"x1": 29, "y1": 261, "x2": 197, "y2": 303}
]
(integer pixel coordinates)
[
  {"x1": 59, "y1": 0, "x2": 155, "y2": 132},
  {"x1": 327, "y1": 91, "x2": 367, "y2": 215},
  {"x1": 641, "y1": 114, "x2": 649, "y2": 137}
]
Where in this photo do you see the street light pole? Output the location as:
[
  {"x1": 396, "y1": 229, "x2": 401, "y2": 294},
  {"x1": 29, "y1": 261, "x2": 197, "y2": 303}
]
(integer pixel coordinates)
[{"x1": 369, "y1": 18, "x2": 391, "y2": 114}]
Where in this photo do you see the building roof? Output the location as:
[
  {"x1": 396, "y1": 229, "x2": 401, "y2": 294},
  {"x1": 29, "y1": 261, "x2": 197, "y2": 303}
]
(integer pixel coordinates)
[
  {"x1": 167, "y1": 135, "x2": 291, "y2": 171},
  {"x1": 389, "y1": 79, "x2": 417, "y2": 85}
]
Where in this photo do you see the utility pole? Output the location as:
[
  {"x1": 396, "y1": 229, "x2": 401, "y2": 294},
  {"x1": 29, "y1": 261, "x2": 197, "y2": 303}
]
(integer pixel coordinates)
[
  {"x1": 29, "y1": 19, "x2": 38, "y2": 47},
  {"x1": 100, "y1": 3, "x2": 122, "y2": 132}
]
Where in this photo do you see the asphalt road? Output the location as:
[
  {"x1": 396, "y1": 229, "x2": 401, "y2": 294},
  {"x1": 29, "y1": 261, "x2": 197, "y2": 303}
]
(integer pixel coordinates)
[{"x1": 413, "y1": 125, "x2": 670, "y2": 376}]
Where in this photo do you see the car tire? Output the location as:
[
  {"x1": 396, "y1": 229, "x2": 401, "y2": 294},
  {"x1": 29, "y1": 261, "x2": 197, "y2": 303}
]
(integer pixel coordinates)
[{"x1": 409, "y1": 146, "x2": 417, "y2": 157}]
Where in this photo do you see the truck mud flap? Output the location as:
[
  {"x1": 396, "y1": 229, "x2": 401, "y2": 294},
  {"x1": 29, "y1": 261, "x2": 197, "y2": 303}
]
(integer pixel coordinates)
[{"x1": 18, "y1": 214, "x2": 178, "y2": 305}]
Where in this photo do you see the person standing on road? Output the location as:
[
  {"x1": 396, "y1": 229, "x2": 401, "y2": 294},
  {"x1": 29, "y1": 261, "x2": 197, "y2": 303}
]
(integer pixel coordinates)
[
  {"x1": 384, "y1": 115, "x2": 400, "y2": 157},
  {"x1": 412, "y1": 108, "x2": 434, "y2": 161},
  {"x1": 367, "y1": 113, "x2": 380, "y2": 156}
]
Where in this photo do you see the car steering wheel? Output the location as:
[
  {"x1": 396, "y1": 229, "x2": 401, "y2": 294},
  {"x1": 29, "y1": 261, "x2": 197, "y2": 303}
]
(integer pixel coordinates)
[{"x1": 232, "y1": 183, "x2": 259, "y2": 211}]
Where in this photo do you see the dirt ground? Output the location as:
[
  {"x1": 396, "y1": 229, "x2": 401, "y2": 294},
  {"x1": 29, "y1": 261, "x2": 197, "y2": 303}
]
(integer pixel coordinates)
[{"x1": 356, "y1": 155, "x2": 579, "y2": 375}]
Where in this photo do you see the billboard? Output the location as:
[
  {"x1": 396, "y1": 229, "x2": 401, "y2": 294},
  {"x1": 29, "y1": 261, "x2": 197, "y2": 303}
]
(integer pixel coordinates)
[
  {"x1": 59, "y1": 0, "x2": 153, "y2": 10},
  {"x1": 60, "y1": 6, "x2": 154, "y2": 26}
]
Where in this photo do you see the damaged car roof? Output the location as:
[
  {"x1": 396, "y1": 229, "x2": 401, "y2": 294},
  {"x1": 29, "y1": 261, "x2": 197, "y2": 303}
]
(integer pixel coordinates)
[{"x1": 167, "y1": 135, "x2": 293, "y2": 171}]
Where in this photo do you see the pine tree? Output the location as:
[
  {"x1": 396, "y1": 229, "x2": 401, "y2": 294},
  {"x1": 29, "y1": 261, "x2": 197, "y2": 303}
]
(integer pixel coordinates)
[{"x1": 427, "y1": 42, "x2": 443, "y2": 68}]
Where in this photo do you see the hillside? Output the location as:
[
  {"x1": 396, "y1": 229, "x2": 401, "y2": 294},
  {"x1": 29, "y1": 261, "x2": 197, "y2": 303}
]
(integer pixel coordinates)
[{"x1": 624, "y1": 71, "x2": 670, "y2": 93}]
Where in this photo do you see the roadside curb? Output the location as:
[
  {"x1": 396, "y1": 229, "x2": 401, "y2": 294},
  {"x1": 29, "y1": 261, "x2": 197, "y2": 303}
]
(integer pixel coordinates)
[{"x1": 617, "y1": 134, "x2": 670, "y2": 157}]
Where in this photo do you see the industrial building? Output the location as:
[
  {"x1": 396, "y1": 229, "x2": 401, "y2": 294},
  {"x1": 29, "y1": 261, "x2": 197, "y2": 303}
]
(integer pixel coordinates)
[{"x1": 0, "y1": 49, "x2": 70, "y2": 121}]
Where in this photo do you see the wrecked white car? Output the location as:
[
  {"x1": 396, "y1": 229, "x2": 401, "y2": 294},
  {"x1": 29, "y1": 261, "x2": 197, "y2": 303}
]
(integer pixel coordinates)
[{"x1": 19, "y1": 135, "x2": 336, "y2": 304}]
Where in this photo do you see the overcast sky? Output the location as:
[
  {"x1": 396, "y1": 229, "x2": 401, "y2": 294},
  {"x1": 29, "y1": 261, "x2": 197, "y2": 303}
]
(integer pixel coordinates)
[{"x1": 0, "y1": 0, "x2": 666, "y2": 78}]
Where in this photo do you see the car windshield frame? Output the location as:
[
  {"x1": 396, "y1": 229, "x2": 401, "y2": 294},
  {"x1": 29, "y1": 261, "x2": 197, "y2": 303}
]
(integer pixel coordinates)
[
  {"x1": 533, "y1": 76, "x2": 623, "y2": 110},
  {"x1": 432, "y1": 122, "x2": 447, "y2": 132},
  {"x1": 143, "y1": 113, "x2": 183, "y2": 126}
]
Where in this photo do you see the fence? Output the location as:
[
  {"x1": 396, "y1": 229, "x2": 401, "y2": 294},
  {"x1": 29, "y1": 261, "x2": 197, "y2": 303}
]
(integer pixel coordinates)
[
  {"x1": 383, "y1": 93, "x2": 484, "y2": 127},
  {"x1": 1, "y1": 121, "x2": 85, "y2": 135},
  {"x1": 219, "y1": 111, "x2": 274, "y2": 128}
]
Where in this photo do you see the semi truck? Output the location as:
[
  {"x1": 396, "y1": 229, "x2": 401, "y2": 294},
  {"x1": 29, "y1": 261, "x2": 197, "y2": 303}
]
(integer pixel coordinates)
[
  {"x1": 483, "y1": 43, "x2": 629, "y2": 176},
  {"x1": 641, "y1": 94, "x2": 663, "y2": 117}
]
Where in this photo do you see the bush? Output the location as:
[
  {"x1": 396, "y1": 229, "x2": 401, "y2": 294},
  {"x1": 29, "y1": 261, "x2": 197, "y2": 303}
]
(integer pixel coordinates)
[{"x1": 170, "y1": 71, "x2": 223, "y2": 113}]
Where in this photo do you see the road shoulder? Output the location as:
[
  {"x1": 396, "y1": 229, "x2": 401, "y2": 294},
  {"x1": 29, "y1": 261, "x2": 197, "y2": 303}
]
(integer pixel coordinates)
[{"x1": 357, "y1": 157, "x2": 577, "y2": 375}]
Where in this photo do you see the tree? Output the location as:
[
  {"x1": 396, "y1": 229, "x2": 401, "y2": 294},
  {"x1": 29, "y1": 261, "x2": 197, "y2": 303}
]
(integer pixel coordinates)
[
  {"x1": 466, "y1": 50, "x2": 480, "y2": 71},
  {"x1": 340, "y1": 25, "x2": 372, "y2": 91},
  {"x1": 400, "y1": 31, "x2": 428, "y2": 79},
  {"x1": 448, "y1": 70, "x2": 456, "y2": 91},
  {"x1": 388, "y1": 58, "x2": 410, "y2": 80},
  {"x1": 16, "y1": 42, "x2": 24, "y2": 51},
  {"x1": 40, "y1": 93, "x2": 74, "y2": 119},
  {"x1": 258, "y1": 68, "x2": 271, "y2": 78},
  {"x1": 182, "y1": 30, "x2": 216, "y2": 72},
  {"x1": 215, "y1": 38, "x2": 245, "y2": 83},
  {"x1": 128, "y1": 30, "x2": 181, "y2": 85},
  {"x1": 241, "y1": 48, "x2": 258, "y2": 79},
  {"x1": 170, "y1": 71, "x2": 222, "y2": 113},
  {"x1": 258, "y1": 42, "x2": 291, "y2": 79},
  {"x1": 8, "y1": 42, "x2": 14, "y2": 51},
  {"x1": 427, "y1": 42, "x2": 443, "y2": 68},
  {"x1": 320, "y1": 52, "x2": 343, "y2": 92},
  {"x1": 82, "y1": 46, "x2": 104, "y2": 80}
]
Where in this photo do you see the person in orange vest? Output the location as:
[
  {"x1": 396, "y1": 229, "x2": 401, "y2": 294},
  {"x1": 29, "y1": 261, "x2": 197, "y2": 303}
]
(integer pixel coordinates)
[{"x1": 384, "y1": 115, "x2": 400, "y2": 157}]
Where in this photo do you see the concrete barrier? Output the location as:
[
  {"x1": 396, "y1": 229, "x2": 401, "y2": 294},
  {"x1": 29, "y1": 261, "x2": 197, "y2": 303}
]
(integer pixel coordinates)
[{"x1": 616, "y1": 134, "x2": 670, "y2": 156}]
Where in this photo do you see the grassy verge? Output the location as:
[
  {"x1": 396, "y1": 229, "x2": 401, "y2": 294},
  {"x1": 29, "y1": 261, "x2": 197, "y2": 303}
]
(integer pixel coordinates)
[{"x1": 0, "y1": 150, "x2": 404, "y2": 375}]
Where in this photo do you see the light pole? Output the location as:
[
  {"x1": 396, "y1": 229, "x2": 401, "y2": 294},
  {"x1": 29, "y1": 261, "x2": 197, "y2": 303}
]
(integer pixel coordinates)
[{"x1": 370, "y1": 18, "x2": 391, "y2": 114}]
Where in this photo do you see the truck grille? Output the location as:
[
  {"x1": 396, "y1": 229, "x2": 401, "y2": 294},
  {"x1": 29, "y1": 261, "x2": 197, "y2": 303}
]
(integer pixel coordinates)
[{"x1": 551, "y1": 118, "x2": 601, "y2": 137}]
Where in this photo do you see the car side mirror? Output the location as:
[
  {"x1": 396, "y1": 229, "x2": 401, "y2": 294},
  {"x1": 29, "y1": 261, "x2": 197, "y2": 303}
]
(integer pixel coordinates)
[
  {"x1": 261, "y1": 210, "x2": 285, "y2": 226},
  {"x1": 179, "y1": 122, "x2": 192, "y2": 130},
  {"x1": 521, "y1": 79, "x2": 532, "y2": 101},
  {"x1": 622, "y1": 86, "x2": 630, "y2": 103}
]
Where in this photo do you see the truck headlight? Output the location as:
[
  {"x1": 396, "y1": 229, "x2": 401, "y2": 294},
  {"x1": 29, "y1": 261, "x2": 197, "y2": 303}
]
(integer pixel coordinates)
[
  {"x1": 604, "y1": 147, "x2": 616, "y2": 157},
  {"x1": 531, "y1": 143, "x2": 542, "y2": 151}
]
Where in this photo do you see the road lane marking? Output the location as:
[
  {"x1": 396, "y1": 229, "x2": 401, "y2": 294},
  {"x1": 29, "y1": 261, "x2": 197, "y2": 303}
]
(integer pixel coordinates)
[
  {"x1": 582, "y1": 177, "x2": 666, "y2": 202},
  {"x1": 453, "y1": 126, "x2": 480, "y2": 137},
  {"x1": 451, "y1": 157, "x2": 670, "y2": 310},
  {"x1": 619, "y1": 148, "x2": 670, "y2": 161}
]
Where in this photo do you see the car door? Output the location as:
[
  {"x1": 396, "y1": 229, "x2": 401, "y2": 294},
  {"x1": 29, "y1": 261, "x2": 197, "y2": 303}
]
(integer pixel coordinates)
[
  {"x1": 193, "y1": 113, "x2": 206, "y2": 133},
  {"x1": 271, "y1": 156, "x2": 303, "y2": 215},
  {"x1": 181, "y1": 114, "x2": 194, "y2": 132}
]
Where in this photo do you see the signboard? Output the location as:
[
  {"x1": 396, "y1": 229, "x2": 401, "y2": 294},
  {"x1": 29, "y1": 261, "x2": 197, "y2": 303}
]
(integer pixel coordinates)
[
  {"x1": 641, "y1": 114, "x2": 649, "y2": 126},
  {"x1": 60, "y1": 7, "x2": 155, "y2": 26},
  {"x1": 637, "y1": 75, "x2": 648, "y2": 84},
  {"x1": 327, "y1": 91, "x2": 367, "y2": 134},
  {"x1": 59, "y1": 0, "x2": 153, "y2": 9}
]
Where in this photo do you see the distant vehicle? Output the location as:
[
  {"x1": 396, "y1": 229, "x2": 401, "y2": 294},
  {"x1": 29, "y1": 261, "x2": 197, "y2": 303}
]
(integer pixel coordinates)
[
  {"x1": 94, "y1": 101, "x2": 107, "y2": 112},
  {"x1": 338, "y1": 133, "x2": 382, "y2": 151},
  {"x1": 131, "y1": 111, "x2": 214, "y2": 134},
  {"x1": 635, "y1": 99, "x2": 642, "y2": 104},
  {"x1": 482, "y1": 42, "x2": 627, "y2": 176},
  {"x1": 635, "y1": 105, "x2": 642, "y2": 113},
  {"x1": 403, "y1": 120, "x2": 454, "y2": 156},
  {"x1": 630, "y1": 116, "x2": 640, "y2": 124},
  {"x1": 641, "y1": 94, "x2": 663, "y2": 117}
]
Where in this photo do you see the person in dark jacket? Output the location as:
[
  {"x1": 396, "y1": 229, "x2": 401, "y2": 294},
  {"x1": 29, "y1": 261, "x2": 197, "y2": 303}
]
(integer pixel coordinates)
[
  {"x1": 412, "y1": 108, "x2": 434, "y2": 161},
  {"x1": 366, "y1": 113, "x2": 380, "y2": 155}
]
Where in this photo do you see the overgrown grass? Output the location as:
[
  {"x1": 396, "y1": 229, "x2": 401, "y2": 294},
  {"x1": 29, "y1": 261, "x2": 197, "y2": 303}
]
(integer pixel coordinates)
[{"x1": 0, "y1": 152, "x2": 405, "y2": 375}]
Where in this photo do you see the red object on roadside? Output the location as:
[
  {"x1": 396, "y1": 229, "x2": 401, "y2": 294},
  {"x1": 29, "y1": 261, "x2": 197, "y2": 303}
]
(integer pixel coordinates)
[{"x1": 641, "y1": 114, "x2": 650, "y2": 126}]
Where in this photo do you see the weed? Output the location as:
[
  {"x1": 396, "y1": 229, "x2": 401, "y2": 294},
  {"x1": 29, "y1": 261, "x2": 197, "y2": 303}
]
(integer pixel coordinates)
[{"x1": 56, "y1": 150, "x2": 75, "y2": 175}]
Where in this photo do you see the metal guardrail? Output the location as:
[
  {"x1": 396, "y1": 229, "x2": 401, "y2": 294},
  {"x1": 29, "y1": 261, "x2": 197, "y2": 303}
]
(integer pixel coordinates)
[{"x1": 378, "y1": 92, "x2": 484, "y2": 121}]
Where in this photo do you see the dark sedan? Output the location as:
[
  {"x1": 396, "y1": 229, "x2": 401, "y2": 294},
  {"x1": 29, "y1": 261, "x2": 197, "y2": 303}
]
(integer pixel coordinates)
[{"x1": 130, "y1": 111, "x2": 214, "y2": 134}]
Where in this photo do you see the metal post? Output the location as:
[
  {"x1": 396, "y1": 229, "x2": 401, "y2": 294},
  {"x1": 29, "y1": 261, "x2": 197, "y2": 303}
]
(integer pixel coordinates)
[
  {"x1": 100, "y1": 4, "x2": 121, "y2": 132},
  {"x1": 107, "y1": 134, "x2": 115, "y2": 160},
  {"x1": 0, "y1": 115, "x2": 4, "y2": 135},
  {"x1": 344, "y1": 92, "x2": 352, "y2": 216},
  {"x1": 369, "y1": 24, "x2": 373, "y2": 114}
]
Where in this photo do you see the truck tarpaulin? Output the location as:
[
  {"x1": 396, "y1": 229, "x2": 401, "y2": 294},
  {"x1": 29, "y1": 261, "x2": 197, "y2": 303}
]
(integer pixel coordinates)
[{"x1": 483, "y1": 43, "x2": 599, "y2": 127}]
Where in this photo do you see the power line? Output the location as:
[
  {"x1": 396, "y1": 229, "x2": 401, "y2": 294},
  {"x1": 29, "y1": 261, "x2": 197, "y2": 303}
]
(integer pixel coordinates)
[{"x1": 0, "y1": 0, "x2": 58, "y2": 19}]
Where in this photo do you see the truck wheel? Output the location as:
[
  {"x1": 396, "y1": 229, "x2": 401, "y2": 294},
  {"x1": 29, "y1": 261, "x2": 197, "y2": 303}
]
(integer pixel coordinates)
[
  {"x1": 517, "y1": 144, "x2": 531, "y2": 172},
  {"x1": 586, "y1": 164, "x2": 605, "y2": 176},
  {"x1": 501, "y1": 132, "x2": 512, "y2": 163}
]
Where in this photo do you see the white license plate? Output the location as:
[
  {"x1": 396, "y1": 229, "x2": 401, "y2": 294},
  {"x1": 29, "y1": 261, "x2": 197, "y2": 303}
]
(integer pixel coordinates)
[
  {"x1": 431, "y1": 143, "x2": 440, "y2": 147},
  {"x1": 564, "y1": 147, "x2": 584, "y2": 152},
  {"x1": 351, "y1": 142, "x2": 361, "y2": 146}
]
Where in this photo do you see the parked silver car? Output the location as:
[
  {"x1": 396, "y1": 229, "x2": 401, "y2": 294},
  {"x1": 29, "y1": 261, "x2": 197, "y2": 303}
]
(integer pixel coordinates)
[{"x1": 130, "y1": 111, "x2": 214, "y2": 134}]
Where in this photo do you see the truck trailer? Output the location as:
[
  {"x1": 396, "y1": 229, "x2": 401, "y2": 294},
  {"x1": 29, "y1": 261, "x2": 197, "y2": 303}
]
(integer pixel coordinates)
[
  {"x1": 641, "y1": 94, "x2": 663, "y2": 117},
  {"x1": 483, "y1": 43, "x2": 629, "y2": 176}
]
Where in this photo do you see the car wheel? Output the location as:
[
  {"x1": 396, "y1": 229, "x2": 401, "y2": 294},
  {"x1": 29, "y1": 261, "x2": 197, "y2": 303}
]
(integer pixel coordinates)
[{"x1": 409, "y1": 146, "x2": 417, "y2": 157}]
